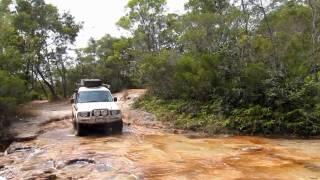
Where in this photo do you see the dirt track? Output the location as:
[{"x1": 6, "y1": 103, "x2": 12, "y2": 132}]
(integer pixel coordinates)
[{"x1": 0, "y1": 89, "x2": 320, "y2": 179}]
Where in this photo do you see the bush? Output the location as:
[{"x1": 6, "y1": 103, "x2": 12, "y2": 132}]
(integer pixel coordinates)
[
  {"x1": 137, "y1": 51, "x2": 177, "y2": 98},
  {"x1": 173, "y1": 53, "x2": 222, "y2": 100},
  {"x1": 0, "y1": 70, "x2": 27, "y2": 128},
  {"x1": 130, "y1": 2, "x2": 320, "y2": 137},
  {"x1": 227, "y1": 106, "x2": 276, "y2": 135},
  {"x1": 138, "y1": 55, "x2": 320, "y2": 137},
  {"x1": 134, "y1": 94, "x2": 229, "y2": 134}
]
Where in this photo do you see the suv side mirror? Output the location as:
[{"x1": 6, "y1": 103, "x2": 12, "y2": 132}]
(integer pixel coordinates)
[
  {"x1": 113, "y1": 97, "x2": 118, "y2": 102},
  {"x1": 70, "y1": 98, "x2": 75, "y2": 104}
]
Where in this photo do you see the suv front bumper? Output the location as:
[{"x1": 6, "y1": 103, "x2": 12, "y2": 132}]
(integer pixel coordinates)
[{"x1": 77, "y1": 115, "x2": 122, "y2": 124}]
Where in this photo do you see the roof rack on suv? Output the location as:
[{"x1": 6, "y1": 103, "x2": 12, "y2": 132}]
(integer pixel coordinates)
[
  {"x1": 76, "y1": 79, "x2": 102, "y2": 88},
  {"x1": 76, "y1": 79, "x2": 111, "y2": 89}
]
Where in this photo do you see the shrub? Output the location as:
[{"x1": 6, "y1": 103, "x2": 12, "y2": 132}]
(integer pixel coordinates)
[{"x1": 0, "y1": 70, "x2": 27, "y2": 127}]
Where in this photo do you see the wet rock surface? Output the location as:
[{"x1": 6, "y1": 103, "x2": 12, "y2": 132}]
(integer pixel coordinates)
[
  {"x1": 14, "y1": 134, "x2": 38, "y2": 142},
  {"x1": 0, "y1": 89, "x2": 319, "y2": 179}
]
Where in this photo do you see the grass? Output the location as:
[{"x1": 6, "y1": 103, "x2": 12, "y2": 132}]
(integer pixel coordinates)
[
  {"x1": 134, "y1": 94, "x2": 320, "y2": 137},
  {"x1": 133, "y1": 94, "x2": 230, "y2": 134}
]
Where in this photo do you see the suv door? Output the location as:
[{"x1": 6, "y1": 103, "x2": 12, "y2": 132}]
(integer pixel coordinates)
[{"x1": 71, "y1": 93, "x2": 77, "y2": 121}]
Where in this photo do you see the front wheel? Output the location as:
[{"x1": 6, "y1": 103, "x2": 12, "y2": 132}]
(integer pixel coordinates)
[
  {"x1": 112, "y1": 121, "x2": 123, "y2": 134},
  {"x1": 74, "y1": 122, "x2": 84, "y2": 136}
]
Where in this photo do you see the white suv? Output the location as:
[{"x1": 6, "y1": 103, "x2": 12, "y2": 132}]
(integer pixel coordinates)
[{"x1": 71, "y1": 80, "x2": 123, "y2": 136}]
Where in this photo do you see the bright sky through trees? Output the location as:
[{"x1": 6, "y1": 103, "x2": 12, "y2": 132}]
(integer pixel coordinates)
[{"x1": 45, "y1": 0, "x2": 187, "y2": 48}]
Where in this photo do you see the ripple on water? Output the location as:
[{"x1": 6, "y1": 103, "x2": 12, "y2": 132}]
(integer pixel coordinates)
[{"x1": 305, "y1": 163, "x2": 320, "y2": 172}]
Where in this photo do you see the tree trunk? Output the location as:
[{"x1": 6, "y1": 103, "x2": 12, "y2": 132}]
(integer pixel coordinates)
[
  {"x1": 61, "y1": 62, "x2": 67, "y2": 98},
  {"x1": 240, "y1": 0, "x2": 250, "y2": 64},
  {"x1": 56, "y1": 59, "x2": 68, "y2": 98},
  {"x1": 259, "y1": 0, "x2": 279, "y2": 71},
  {"x1": 36, "y1": 65, "x2": 58, "y2": 100},
  {"x1": 308, "y1": 0, "x2": 319, "y2": 63},
  {"x1": 39, "y1": 79, "x2": 49, "y2": 99}
]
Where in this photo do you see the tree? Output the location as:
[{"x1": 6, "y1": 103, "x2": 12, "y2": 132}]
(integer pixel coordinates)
[
  {"x1": 0, "y1": 0, "x2": 29, "y2": 130},
  {"x1": 308, "y1": 0, "x2": 320, "y2": 65},
  {"x1": 69, "y1": 35, "x2": 135, "y2": 92},
  {"x1": 12, "y1": 0, "x2": 81, "y2": 99},
  {"x1": 131, "y1": 0, "x2": 320, "y2": 136},
  {"x1": 0, "y1": 0, "x2": 23, "y2": 75},
  {"x1": 185, "y1": 0, "x2": 229, "y2": 14},
  {"x1": 117, "y1": 0, "x2": 168, "y2": 52}
]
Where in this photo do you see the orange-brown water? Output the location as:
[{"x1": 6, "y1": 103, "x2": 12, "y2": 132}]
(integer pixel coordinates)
[
  {"x1": 0, "y1": 90, "x2": 319, "y2": 179},
  {"x1": 2, "y1": 126, "x2": 320, "y2": 179}
]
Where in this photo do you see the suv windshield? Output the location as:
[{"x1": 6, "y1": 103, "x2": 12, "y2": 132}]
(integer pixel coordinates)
[{"x1": 77, "y1": 91, "x2": 113, "y2": 103}]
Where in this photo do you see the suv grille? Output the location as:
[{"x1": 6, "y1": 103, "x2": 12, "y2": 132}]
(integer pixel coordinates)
[{"x1": 92, "y1": 109, "x2": 109, "y2": 117}]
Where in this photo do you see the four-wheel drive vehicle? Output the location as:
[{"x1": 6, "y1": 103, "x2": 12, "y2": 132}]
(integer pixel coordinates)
[{"x1": 71, "y1": 79, "x2": 123, "y2": 136}]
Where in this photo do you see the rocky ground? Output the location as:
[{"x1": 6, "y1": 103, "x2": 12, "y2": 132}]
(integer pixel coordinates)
[{"x1": 0, "y1": 89, "x2": 319, "y2": 179}]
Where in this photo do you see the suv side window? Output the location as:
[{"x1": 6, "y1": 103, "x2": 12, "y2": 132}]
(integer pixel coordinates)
[
  {"x1": 72, "y1": 93, "x2": 78, "y2": 103},
  {"x1": 75, "y1": 93, "x2": 79, "y2": 103}
]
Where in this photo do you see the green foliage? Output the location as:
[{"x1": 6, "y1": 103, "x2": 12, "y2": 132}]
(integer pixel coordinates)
[
  {"x1": 134, "y1": 94, "x2": 228, "y2": 134},
  {"x1": 12, "y1": 0, "x2": 81, "y2": 99},
  {"x1": 173, "y1": 53, "x2": 222, "y2": 99},
  {"x1": 69, "y1": 35, "x2": 135, "y2": 92},
  {"x1": 0, "y1": 0, "x2": 80, "y2": 138},
  {"x1": 129, "y1": 1, "x2": 320, "y2": 137},
  {"x1": 185, "y1": 0, "x2": 229, "y2": 14},
  {"x1": 0, "y1": 70, "x2": 27, "y2": 115},
  {"x1": 118, "y1": 0, "x2": 167, "y2": 52},
  {"x1": 227, "y1": 106, "x2": 274, "y2": 135},
  {"x1": 137, "y1": 50, "x2": 177, "y2": 97}
]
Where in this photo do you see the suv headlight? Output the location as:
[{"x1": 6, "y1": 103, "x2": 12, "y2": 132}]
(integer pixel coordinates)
[
  {"x1": 101, "y1": 110, "x2": 108, "y2": 116},
  {"x1": 110, "y1": 110, "x2": 121, "y2": 115},
  {"x1": 78, "y1": 112, "x2": 90, "y2": 117},
  {"x1": 93, "y1": 110, "x2": 101, "y2": 117}
]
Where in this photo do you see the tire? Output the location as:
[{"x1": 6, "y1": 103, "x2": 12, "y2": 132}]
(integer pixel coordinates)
[
  {"x1": 74, "y1": 122, "x2": 84, "y2": 136},
  {"x1": 112, "y1": 121, "x2": 123, "y2": 134}
]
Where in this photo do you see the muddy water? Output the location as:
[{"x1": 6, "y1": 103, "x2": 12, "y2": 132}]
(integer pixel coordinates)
[
  {"x1": 1, "y1": 126, "x2": 320, "y2": 179},
  {"x1": 0, "y1": 90, "x2": 320, "y2": 179}
]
